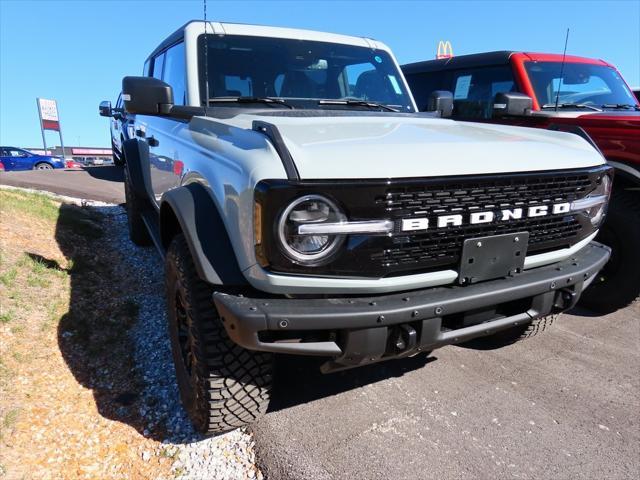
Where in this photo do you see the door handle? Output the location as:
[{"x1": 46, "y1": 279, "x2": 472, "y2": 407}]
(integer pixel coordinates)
[{"x1": 147, "y1": 136, "x2": 159, "y2": 147}]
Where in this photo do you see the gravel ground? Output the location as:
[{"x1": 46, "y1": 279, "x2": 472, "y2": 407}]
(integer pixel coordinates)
[
  {"x1": 104, "y1": 204, "x2": 263, "y2": 480},
  {"x1": 0, "y1": 186, "x2": 262, "y2": 480}
]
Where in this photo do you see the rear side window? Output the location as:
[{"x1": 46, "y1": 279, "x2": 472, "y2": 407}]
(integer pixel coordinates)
[
  {"x1": 143, "y1": 60, "x2": 150, "y2": 77},
  {"x1": 8, "y1": 149, "x2": 27, "y2": 157},
  {"x1": 152, "y1": 53, "x2": 165, "y2": 80},
  {"x1": 449, "y1": 66, "x2": 515, "y2": 118},
  {"x1": 163, "y1": 42, "x2": 187, "y2": 105},
  {"x1": 404, "y1": 71, "x2": 448, "y2": 110}
]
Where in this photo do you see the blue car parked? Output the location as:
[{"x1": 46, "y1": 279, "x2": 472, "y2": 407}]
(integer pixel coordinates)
[{"x1": 0, "y1": 146, "x2": 65, "y2": 171}]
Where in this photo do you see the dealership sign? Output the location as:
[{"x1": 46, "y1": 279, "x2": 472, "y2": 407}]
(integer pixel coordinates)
[
  {"x1": 36, "y1": 97, "x2": 66, "y2": 156},
  {"x1": 37, "y1": 98, "x2": 60, "y2": 131}
]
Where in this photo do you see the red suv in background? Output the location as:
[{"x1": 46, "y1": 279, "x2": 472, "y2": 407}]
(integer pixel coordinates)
[{"x1": 403, "y1": 51, "x2": 639, "y2": 313}]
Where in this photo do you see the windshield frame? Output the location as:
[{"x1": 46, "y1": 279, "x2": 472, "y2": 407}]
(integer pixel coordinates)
[
  {"x1": 196, "y1": 34, "x2": 417, "y2": 113},
  {"x1": 523, "y1": 60, "x2": 639, "y2": 110}
]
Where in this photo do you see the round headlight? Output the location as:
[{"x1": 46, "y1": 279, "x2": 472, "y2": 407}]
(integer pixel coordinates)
[{"x1": 277, "y1": 195, "x2": 346, "y2": 265}]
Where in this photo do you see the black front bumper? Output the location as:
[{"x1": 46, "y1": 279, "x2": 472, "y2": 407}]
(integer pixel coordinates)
[{"x1": 214, "y1": 242, "x2": 610, "y2": 371}]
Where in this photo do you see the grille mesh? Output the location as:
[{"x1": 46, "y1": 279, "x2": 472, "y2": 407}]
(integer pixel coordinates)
[
  {"x1": 371, "y1": 172, "x2": 593, "y2": 271},
  {"x1": 378, "y1": 174, "x2": 592, "y2": 215}
]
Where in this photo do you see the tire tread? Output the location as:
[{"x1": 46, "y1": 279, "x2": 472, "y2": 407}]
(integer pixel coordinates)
[{"x1": 166, "y1": 235, "x2": 272, "y2": 434}]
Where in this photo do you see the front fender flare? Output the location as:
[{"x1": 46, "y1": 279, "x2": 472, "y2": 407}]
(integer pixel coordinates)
[
  {"x1": 122, "y1": 138, "x2": 153, "y2": 201},
  {"x1": 161, "y1": 183, "x2": 247, "y2": 286}
]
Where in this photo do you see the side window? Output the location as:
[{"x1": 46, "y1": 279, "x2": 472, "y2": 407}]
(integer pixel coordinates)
[
  {"x1": 405, "y1": 71, "x2": 447, "y2": 110},
  {"x1": 163, "y1": 42, "x2": 186, "y2": 105},
  {"x1": 9, "y1": 149, "x2": 26, "y2": 157},
  {"x1": 450, "y1": 66, "x2": 515, "y2": 119},
  {"x1": 143, "y1": 59, "x2": 150, "y2": 77},
  {"x1": 152, "y1": 53, "x2": 165, "y2": 80}
]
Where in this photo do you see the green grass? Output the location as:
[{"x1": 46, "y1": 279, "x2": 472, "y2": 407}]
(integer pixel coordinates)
[
  {"x1": 41, "y1": 300, "x2": 66, "y2": 332},
  {"x1": 0, "y1": 359, "x2": 11, "y2": 390},
  {"x1": 0, "y1": 268, "x2": 17, "y2": 286},
  {"x1": 3, "y1": 408, "x2": 20, "y2": 429},
  {"x1": 0, "y1": 408, "x2": 20, "y2": 441},
  {"x1": 0, "y1": 190, "x2": 59, "y2": 222},
  {"x1": 11, "y1": 352, "x2": 28, "y2": 364},
  {"x1": 0, "y1": 189, "x2": 104, "y2": 239},
  {"x1": 0, "y1": 310, "x2": 14, "y2": 324},
  {"x1": 160, "y1": 446, "x2": 179, "y2": 459}
]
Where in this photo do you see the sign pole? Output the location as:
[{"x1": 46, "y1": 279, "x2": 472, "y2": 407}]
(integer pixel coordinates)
[
  {"x1": 56, "y1": 101, "x2": 66, "y2": 159},
  {"x1": 36, "y1": 97, "x2": 48, "y2": 154}
]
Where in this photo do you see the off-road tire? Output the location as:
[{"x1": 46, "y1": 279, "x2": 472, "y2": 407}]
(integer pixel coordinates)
[
  {"x1": 112, "y1": 139, "x2": 125, "y2": 167},
  {"x1": 165, "y1": 234, "x2": 273, "y2": 434},
  {"x1": 579, "y1": 189, "x2": 640, "y2": 314},
  {"x1": 123, "y1": 169, "x2": 152, "y2": 246},
  {"x1": 464, "y1": 314, "x2": 558, "y2": 349}
]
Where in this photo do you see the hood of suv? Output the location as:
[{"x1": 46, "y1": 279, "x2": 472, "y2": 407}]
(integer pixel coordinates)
[{"x1": 218, "y1": 112, "x2": 605, "y2": 179}]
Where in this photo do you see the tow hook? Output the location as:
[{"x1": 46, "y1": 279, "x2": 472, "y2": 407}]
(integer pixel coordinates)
[
  {"x1": 394, "y1": 324, "x2": 418, "y2": 353},
  {"x1": 555, "y1": 288, "x2": 579, "y2": 310}
]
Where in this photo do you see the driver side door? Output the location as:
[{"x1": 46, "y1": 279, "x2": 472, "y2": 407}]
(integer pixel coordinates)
[{"x1": 6, "y1": 148, "x2": 32, "y2": 170}]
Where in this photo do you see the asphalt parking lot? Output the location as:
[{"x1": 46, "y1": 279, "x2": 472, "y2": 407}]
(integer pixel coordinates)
[
  {"x1": 1, "y1": 169, "x2": 638, "y2": 479},
  {"x1": 0, "y1": 166, "x2": 125, "y2": 204},
  {"x1": 254, "y1": 304, "x2": 639, "y2": 480}
]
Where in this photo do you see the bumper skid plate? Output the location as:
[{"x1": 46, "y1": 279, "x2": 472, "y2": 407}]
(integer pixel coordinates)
[{"x1": 214, "y1": 242, "x2": 610, "y2": 371}]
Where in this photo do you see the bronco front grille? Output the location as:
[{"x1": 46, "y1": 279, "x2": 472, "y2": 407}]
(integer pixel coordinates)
[
  {"x1": 255, "y1": 166, "x2": 609, "y2": 278},
  {"x1": 371, "y1": 172, "x2": 593, "y2": 272},
  {"x1": 379, "y1": 173, "x2": 592, "y2": 215}
]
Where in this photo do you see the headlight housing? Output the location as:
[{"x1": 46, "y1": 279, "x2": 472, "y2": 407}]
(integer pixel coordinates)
[
  {"x1": 571, "y1": 173, "x2": 612, "y2": 227},
  {"x1": 277, "y1": 195, "x2": 346, "y2": 265}
]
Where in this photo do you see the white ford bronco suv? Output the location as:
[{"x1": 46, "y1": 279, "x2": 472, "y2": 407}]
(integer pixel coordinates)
[{"x1": 108, "y1": 21, "x2": 611, "y2": 434}]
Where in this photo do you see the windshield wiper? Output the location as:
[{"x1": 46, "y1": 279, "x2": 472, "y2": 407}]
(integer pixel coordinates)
[
  {"x1": 318, "y1": 99, "x2": 399, "y2": 112},
  {"x1": 208, "y1": 97, "x2": 295, "y2": 109},
  {"x1": 541, "y1": 103, "x2": 602, "y2": 112},
  {"x1": 601, "y1": 103, "x2": 640, "y2": 110}
]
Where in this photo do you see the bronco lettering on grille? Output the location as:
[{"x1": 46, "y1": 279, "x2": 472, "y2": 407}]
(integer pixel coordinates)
[{"x1": 400, "y1": 202, "x2": 571, "y2": 232}]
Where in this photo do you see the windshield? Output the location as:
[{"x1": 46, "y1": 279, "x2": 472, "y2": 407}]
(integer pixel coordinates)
[
  {"x1": 524, "y1": 61, "x2": 638, "y2": 108},
  {"x1": 197, "y1": 34, "x2": 415, "y2": 112}
]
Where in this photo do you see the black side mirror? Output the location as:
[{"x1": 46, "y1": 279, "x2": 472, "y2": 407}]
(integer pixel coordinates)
[
  {"x1": 425, "y1": 91, "x2": 454, "y2": 118},
  {"x1": 492, "y1": 92, "x2": 532, "y2": 117},
  {"x1": 99, "y1": 101, "x2": 112, "y2": 117},
  {"x1": 122, "y1": 76, "x2": 174, "y2": 115}
]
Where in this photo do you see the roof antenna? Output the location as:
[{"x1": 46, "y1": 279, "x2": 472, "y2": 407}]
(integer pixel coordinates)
[
  {"x1": 203, "y1": 0, "x2": 209, "y2": 115},
  {"x1": 554, "y1": 28, "x2": 570, "y2": 112}
]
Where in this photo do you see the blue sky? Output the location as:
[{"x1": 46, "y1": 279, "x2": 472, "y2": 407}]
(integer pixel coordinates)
[{"x1": 1, "y1": 0, "x2": 638, "y2": 148}]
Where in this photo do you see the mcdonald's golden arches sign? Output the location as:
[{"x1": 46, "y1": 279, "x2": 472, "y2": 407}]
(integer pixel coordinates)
[{"x1": 436, "y1": 40, "x2": 454, "y2": 59}]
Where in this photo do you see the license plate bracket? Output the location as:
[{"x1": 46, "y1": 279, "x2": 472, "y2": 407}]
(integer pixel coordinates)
[{"x1": 459, "y1": 232, "x2": 529, "y2": 285}]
